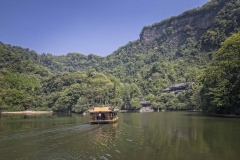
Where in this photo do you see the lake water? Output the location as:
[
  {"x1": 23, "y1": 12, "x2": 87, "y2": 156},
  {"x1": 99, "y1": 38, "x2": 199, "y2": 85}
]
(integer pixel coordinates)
[{"x1": 0, "y1": 112, "x2": 240, "y2": 160}]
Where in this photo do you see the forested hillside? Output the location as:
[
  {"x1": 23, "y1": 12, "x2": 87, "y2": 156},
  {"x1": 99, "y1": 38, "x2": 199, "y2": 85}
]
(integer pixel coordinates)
[
  {"x1": 0, "y1": 43, "x2": 50, "y2": 111},
  {"x1": 1, "y1": 0, "x2": 240, "y2": 114},
  {"x1": 199, "y1": 31, "x2": 240, "y2": 114}
]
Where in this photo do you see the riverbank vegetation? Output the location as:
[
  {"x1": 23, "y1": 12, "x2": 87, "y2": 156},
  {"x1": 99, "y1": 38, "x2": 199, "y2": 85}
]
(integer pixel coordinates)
[{"x1": 1, "y1": 0, "x2": 240, "y2": 115}]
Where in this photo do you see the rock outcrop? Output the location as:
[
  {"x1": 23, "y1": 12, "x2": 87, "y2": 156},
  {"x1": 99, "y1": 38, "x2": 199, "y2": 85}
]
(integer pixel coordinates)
[
  {"x1": 162, "y1": 82, "x2": 194, "y2": 94},
  {"x1": 139, "y1": 0, "x2": 226, "y2": 47}
]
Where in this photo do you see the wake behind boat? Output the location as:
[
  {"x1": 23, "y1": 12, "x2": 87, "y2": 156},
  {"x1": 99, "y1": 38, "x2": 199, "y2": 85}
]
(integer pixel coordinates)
[{"x1": 88, "y1": 106, "x2": 119, "y2": 124}]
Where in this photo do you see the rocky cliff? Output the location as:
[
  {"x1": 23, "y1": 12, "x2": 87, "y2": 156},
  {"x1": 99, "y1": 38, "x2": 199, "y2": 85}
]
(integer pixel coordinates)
[
  {"x1": 139, "y1": 0, "x2": 226, "y2": 48},
  {"x1": 27, "y1": 0, "x2": 240, "y2": 78}
]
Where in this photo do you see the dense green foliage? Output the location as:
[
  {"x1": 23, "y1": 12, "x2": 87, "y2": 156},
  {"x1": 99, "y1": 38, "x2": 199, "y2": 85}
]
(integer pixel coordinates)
[
  {"x1": 1, "y1": 0, "x2": 240, "y2": 115},
  {"x1": 200, "y1": 0, "x2": 240, "y2": 50},
  {"x1": 38, "y1": 52, "x2": 103, "y2": 73},
  {"x1": 0, "y1": 46, "x2": 49, "y2": 111},
  {"x1": 0, "y1": 70, "x2": 41, "y2": 111},
  {"x1": 199, "y1": 31, "x2": 240, "y2": 114},
  {"x1": 42, "y1": 72, "x2": 124, "y2": 112},
  {"x1": 0, "y1": 44, "x2": 50, "y2": 77}
]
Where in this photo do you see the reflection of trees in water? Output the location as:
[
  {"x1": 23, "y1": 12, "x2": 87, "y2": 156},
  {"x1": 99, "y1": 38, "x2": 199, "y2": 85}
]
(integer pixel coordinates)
[
  {"x1": 0, "y1": 114, "x2": 64, "y2": 133},
  {"x1": 161, "y1": 116, "x2": 210, "y2": 159},
  {"x1": 202, "y1": 118, "x2": 240, "y2": 159},
  {"x1": 127, "y1": 112, "x2": 211, "y2": 159},
  {"x1": 147, "y1": 113, "x2": 240, "y2": 160},
  {"x1": 88, "y1": 112, "x2": 240, "y2": 159},
  {"x1": 0, "y1": 118, "x2": 3, "y2": 132},
  {"x1": 88, "y1": 123, "x2": 119, "y2": 143}
]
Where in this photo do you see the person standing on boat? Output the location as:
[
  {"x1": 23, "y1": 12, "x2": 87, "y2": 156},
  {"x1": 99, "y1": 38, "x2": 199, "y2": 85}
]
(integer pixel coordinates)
[{"x1": 98, "y1": 112, "x2": 102, "y2": 120}]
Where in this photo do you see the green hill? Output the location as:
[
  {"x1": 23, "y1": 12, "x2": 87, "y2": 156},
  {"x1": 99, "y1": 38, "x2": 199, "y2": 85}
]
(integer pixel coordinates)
[{"x1": 1, "y1": 0, "x2": 240, "y2": 114}]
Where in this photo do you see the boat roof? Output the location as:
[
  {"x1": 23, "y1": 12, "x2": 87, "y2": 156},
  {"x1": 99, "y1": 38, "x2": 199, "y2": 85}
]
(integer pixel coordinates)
[{"x1": 88, "y1": 107, "x2": 119, "y2": 113}]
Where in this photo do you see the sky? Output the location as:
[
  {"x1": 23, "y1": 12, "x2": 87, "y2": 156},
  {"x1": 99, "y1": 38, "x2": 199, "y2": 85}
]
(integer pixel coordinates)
[{"x1": 0, "y1": 0, "x2": 209, "y2": 56}]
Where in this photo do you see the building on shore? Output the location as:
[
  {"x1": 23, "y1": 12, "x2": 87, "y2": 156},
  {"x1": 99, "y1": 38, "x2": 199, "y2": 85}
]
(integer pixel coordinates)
[{"x1": 139, "y1": 99, "x2": 154, "y2": 112}]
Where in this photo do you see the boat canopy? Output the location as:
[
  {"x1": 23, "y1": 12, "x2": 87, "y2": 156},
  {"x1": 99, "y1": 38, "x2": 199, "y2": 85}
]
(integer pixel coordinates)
[{"x1": 88, "y1": 107, "x2": 119, "y2": 113}]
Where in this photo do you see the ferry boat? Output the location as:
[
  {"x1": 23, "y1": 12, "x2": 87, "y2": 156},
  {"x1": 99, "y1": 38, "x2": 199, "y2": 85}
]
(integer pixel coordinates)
[{"x1": 88, "y1": 106, "x2": 119, "y2": 124}]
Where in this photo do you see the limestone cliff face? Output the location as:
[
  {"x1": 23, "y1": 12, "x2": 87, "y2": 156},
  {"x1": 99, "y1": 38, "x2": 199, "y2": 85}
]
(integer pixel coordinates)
[
  {"x1": 139, "y1": 0, "x2": 226, "y2": 47},
  {"x1": 140, "y1": 13, "x2": 215, "y2": 43}
]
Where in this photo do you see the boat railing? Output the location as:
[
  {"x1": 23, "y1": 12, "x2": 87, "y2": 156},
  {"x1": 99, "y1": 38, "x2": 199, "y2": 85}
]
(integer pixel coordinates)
[{"x1": 90, "y1": 114, "x2": 116, "y2": 121}]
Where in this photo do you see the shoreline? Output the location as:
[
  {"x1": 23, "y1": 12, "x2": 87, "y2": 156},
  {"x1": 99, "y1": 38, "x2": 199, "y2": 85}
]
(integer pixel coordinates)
[
  {"x1": 1, "y1": 111, "x2": 53, "y2": 114},
  {"x1": 211, "y1": 113, "x2": 240, "y2": 118}
]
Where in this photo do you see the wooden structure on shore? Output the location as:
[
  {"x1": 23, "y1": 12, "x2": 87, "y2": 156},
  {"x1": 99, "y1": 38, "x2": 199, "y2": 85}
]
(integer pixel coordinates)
[
  {"x1": 88, "y1": 106, "x2": 119, "y2": 124},
  {"x1": 139, "y1": 100, "x2": 154, "y2": 112}
]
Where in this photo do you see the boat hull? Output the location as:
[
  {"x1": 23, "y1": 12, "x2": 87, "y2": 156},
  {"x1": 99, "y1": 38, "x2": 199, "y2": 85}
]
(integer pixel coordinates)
[{"x1": 89, "y1": 117, "x2": 118, "y2": 124}]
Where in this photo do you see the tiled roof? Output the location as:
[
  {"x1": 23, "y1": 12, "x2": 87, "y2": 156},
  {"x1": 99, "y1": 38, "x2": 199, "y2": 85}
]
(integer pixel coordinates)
[{"x1": 88, "y1": 107, "x2": 118, "y2": 113}]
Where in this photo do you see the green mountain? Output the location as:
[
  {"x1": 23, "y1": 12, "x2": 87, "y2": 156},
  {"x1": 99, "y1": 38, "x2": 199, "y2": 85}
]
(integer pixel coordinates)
[
  {"x1": 1, "y1": 0, "x2": 240, "y2": 114},
  {"x1": 37, "y1": 0, "x2": 240, "y2": 80}
]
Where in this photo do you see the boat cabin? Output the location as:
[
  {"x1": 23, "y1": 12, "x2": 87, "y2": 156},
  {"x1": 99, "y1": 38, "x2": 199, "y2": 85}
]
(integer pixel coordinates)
[{"x1": 88, "y1": 106, "x2": 119, "y2": 124}]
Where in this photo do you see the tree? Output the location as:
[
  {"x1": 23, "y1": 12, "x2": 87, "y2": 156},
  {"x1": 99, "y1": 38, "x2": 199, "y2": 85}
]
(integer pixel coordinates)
[
  {"x1": 200, "y1": 31, "x2": 240, "y2": 114},
  {"x1": 130, "y1": 98, "x2": 141, "y2": 110}
]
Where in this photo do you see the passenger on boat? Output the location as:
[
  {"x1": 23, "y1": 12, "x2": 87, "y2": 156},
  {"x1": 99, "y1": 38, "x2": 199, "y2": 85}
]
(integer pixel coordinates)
[
  {"x1": 102, "y1": 113, "x2": 106, "y2": 120},
  {"x1": 98, "y1": 113, "x2": 101, "y2": 120}
]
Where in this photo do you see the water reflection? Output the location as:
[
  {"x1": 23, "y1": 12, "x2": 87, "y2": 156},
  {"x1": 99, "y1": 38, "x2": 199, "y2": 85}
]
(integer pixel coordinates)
[{"x1": 0, "y1": 112, "x2": 240, "y2": 160}]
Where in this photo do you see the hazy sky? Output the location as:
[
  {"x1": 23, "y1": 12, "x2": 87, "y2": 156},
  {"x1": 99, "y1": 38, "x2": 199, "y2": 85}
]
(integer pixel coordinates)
[{"x1": 0, "y1": 0, "x2": 208, "y2": 56}]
